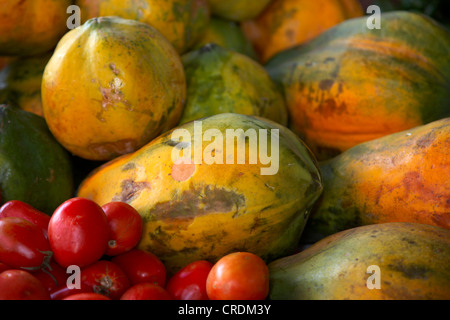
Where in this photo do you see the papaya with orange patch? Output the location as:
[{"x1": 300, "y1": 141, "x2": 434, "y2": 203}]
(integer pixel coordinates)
[
  {"x1": 266, "y1": 11, "x2": 450, "y2": 160},
  {"x1": 302, "y1": 118, "x2": 450, "y2": 243},
  {"x1": 242, "y1": 0, "x2": 363, "y2": 63},
  {"x1": 77, "y1": 113, "x2": 323, "y2": 274}
]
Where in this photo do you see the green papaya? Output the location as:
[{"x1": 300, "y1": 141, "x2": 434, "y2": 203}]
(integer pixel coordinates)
[
  {"x1": 0, "y1": 104, "x2": 74, "y2": 214},
  {"x1": 179, "y1": 44, "x2": 288, "y2": 126},
  {"x1": 193, "y1": 17, "x2": 258, "y2": 59},
  {"x1": 269, "y1": 222, "x2": 450, "y2": 300}
]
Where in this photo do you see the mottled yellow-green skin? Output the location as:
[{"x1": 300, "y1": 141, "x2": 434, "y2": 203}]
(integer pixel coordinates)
[
  {"x1": 207, "y1": 0, "x2": 272, "y2": 22},
  {"x1": 78, "y1": 113, "x2": 322, "y2": 274},
  {"x1": 179, "y1": 44, "x2": 288, "y2": 126},
  {"x1": 270, "y1": 222, "x2": 450, "y2": 300},
  {"x1": 42, "y1": 17, "x2": 186, "y2": 161},
  {"x1": 0, "y1": 53, "x2": 52, "y2": 117}
]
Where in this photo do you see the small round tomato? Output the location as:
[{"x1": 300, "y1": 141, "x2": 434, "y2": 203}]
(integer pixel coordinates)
[
  {"x1": 49, "y1": 282, "x2": 92, "y2": 300},
  {"x1": 0, "y1": 269, "x2": 50, "y2": 300},
  {"x1": 120, "y1": 283, "x2": 173, "y2": 300},
  {"x1": 206, "y1": 252, "x2": 269, "y2": 300},
  {"x1": 0, "y1": 200, "x2": 50, "y2": 239},
  {"x1": 0, "y1": 216, "x2": 52, "y2": 269},
  {"x1": 101, "y1": 201, "x2": 143, "y2": 256},
  {"x1": 111, "y1": 249, "x2": 166, "y2": 287},
  {"x1": 80, "y1": 260, "x2": 130, "y2": 300},
  {"x1": 48, "y1": 197, "x2": 109, "y2": 268},
  {"x1": 63, "y1": 293, "x2": 111, "y2": 300},
  {"x1": 166, "y1": 260, "x2": 213, "y2": 300}
]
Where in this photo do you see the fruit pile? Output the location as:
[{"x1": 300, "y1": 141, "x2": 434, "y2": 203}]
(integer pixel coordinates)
[
  {"x1": 0, "y1": 198, "x2": 270, "y2": 300},
  {"x1": 0, "y1": 0, "x2": 449, "y2": 300}
]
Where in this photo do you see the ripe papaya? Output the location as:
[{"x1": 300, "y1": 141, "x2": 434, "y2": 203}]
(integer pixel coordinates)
[
  {"x1": 269, "y1": 222, "x2": 450, "y2": 300},
  {"x1": 77, "y1": 113, "x2": 323, "y2": 274},
  {"x1": 0, "y1": 105, "x2": 74, "y2": 215},
  {"x1": 266, "y1": 11, "x2": 450, "y2": 160},
  {"x1": 179, "y1": 44, "x2": 288, "y2": 126},
  {"x1": 41, "y1": 17, "x2": 186, "y2": 161},
  {"x1": 0, "y1": 53, "x2": 51, "y2": 117},
  {"x1": 302, "y1": 118, "x2": 450, "y2": 243},
  {"x1": 207, "y1": 0, "x2": 272, "y2": 22},
  {"x1": 0, "y1": 0, "x2": 70, "y2": 56},
  {"x1": 242, "y1": 0, "x2": 363, "y2": 63},
  {"x1": 193, "y1": 17, "x2": 258, "y2": 59},
  {"x1": 76, "y1": 0, "x2": 210, "y2": 53}
]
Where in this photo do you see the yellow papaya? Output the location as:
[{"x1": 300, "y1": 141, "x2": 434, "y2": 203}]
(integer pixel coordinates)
[
  {"x1": 41, "y1": 17, "x2": 186, "y2": 161},
  {"x1": 77, "y1": 113, "x2": 323, "y2": 274},
  {"x1": 269, "y1": 222, "x2": 450, "y2": 300}
]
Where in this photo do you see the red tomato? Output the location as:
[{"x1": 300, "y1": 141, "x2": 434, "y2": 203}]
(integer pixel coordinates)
[
  {"x1": 0, "y1": 269, "x2": 50, "y2": 300},
  {"x1": 48, "y1": 197, "x2": 109, "y2": 268},
  {"x1": 0, "y1": 200, "x2": 50, "y2": 239},
  {"x1": 120, "y1": 283, "x2": 173, "y2": 300},
  {"x1": 206, "y1": 252, "x2": 269, "y2": 300},
  {"x1": 49, "y1": 282, "x2": 92, "y2": 300},
  {"x1": 0, "y1": 216, "x2": 52, "y2": 269},
  {"x1": 166, "y1": 260, "x2": 213, "y2": 300},
  {"x1": 111, "y1": 249, "x2": 166, "y2": 287},
  {"x1": 0, "y1": 262, "x2": 11, "y2": 273},
  {"x1": 32, "y1": 261, "x2": 68, "y2": 293},
  {"x1": 101, "y1": 201, "x2": 143, "y2": 256},
  {"x1": 63, "y1": 293, "x2": 111, "y2": 300},
  {"x1": 80, "y1": 260, "x2": 130, "y2": 300}
]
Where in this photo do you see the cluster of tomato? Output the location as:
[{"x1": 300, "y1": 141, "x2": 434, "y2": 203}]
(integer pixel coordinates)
[{"x1": 0, "y1": 197, "x2": 270, "y2": 300}]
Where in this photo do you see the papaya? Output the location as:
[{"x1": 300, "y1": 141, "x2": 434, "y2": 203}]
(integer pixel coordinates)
[
  {"x1": 269, "y1": 222, "x2": 450, "y2": 300},
  {"x1": 0, "y1": 0, "x2": 70, "y2": 56},
  {"x1": 0, "y1": 104, "x2": 74, "y2": 215},
  {"x1": 193, "y1": 17, "x2": 258, "y2": 59},
  {"x1": 41, "y1": 17, "x2": 186, "y2": 161},
  {"x1": 77, "y1": 113, "x2": 323, "y2": 274},
  {"x1": 301, "y1": 118, "x2": 450, "y2": 243},
  {"x1": 179, "y1": 44, "x2": 288, "y2": 126},
  {"x1": 207, "y1": 0, "x2": 272, "y2": 22},
  {"x1": 76, "y1": 0, "x2": 210, "y2": 53},
  {"x1": 242, "y1": 0, "x2": 363, "y2": 63},
  {"x1": 0, "y1": 53, "x2": 51, "y2": 117},
  {"x1": 266, "y1": 11, "x2": 450, "y2": 161}
]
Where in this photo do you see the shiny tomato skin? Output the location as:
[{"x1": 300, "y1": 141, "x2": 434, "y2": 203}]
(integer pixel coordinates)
[
  {"x1": 0, "y1": 216, "x2": 51, "y2": 269},
  {"x1": 48, "y1": 197, "x2": 109, "y2": 268},
  {"x1": 80, "y1": 260, "x2": 130, "y2": 300},
  {"x1": 63, "y1": 293, "x2": 111, "y2": 300},
  {"x1": 206, "y1": 252, "x2": 269, "y2": 300},
  {"x1": 0, "y1": 269, "x2": 50, "y2": 300},
  {"x1": 101, "y1": 201, "x2": 143, "y2": 256},
  {"x1": 0, "y1": 200, "x2": 50, "y2": 239},
  {"x1": 111, "y1": 249, "x2": 166, "y2": 287},
  {"x1": 166, "y1": 260, "x2": 213, "y2": 300},
  {"x1": 120, "y1": 283, "x2": 173, "y2": 300},
  {"x1": 0, "y1": 262, "x2": 11, "y2": 273}
]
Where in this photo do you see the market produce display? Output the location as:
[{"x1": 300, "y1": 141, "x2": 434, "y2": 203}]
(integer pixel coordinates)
[{"x1": 0, "y1": 0, "x2": 449, "y2": 301}]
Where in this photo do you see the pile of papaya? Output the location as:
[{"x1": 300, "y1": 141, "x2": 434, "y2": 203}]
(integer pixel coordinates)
[{"x1": 0, "y1": 0, "x2": 449, "y2": 300}]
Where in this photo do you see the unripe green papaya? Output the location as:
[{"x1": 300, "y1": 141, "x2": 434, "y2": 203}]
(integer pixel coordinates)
[
  {"x1": 0, "y1": 104, "x2": 74, "y2": 214},
  {"x1": 269, "y1": 222, "x2": 450, "y2": 300},
  {"x1": 179, "y1": 44, "x2": 288, "y2": 126}
]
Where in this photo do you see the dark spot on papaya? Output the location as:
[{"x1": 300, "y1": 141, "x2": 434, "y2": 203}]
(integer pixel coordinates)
[
  {"x1": 324, "y1": 57, "x2": 335, "y2": 63},
  {"x1": 199, "y1": 43, "x2": 217, "y2": 53},
  {"x1": 112, "y1": 179, "x2": 151, "y2": 202},
  {"x1": 147, "y1": 186, "x2": 246, "y2": 224},
  {"x1": 388, "y1": 261, "x2": 430, "y2": 280},
  {"x1": 319, "y1": 79, "x2": 335, "y2": 91},
  {"x1": 122, "y1": 162, "x2": 136, "y2": 171},
  {"x1": 416, "y1": 131, "x2": 435, "y2": 148},
  {"x1": 401, "y1": 237, "x2": 417, "y2": 246},
  {"x1": 88, "y1": 139, "x2": 137, "y2": 159}
]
